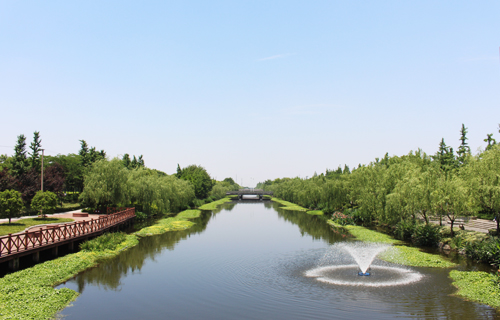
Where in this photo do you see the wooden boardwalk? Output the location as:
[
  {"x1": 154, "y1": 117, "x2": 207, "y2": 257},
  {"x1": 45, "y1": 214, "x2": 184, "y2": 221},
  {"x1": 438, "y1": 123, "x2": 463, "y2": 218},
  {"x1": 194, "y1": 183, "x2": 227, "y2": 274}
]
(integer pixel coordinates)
[{"x1": 0, "y1": 208, "x2": 135, "y2": 265}]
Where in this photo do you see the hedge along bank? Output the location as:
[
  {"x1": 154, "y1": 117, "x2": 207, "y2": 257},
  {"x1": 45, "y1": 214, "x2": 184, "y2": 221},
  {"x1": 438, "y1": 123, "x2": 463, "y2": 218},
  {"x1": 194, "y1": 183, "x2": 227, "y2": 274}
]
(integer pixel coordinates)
[{"x1": 0, "y1": 207, "x2": 209, "y2": 320}]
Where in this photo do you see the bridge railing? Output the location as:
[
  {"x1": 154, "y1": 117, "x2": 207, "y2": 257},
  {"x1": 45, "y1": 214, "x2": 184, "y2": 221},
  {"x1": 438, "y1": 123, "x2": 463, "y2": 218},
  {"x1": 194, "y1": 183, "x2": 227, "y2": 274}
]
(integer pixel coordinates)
[{"x1": 0, "y1": 208, "x2": 135, "y2": 257}]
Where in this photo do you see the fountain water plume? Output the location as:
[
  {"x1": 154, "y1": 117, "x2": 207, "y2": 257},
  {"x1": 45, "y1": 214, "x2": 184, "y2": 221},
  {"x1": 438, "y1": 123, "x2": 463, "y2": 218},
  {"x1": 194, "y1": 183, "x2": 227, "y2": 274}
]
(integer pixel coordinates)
[
  {"x1": 339, "y1": 242, "x2": 389, "y2": 274},
  {"x1": 305, "y1": 242, "x2": 424, "y2": 286}
]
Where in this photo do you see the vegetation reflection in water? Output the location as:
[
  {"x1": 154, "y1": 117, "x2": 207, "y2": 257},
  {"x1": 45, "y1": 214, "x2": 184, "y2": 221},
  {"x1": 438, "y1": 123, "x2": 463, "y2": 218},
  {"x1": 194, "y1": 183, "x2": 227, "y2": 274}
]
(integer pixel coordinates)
[{"x1": 63, "y1": 201, "x2": 341, "y2": 293}]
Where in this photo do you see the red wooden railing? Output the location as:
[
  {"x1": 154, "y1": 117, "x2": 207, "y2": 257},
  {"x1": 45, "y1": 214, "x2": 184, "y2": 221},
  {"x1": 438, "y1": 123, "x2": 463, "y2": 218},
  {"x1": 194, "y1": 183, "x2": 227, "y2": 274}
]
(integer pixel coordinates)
[{"x1": 0, "y1": 208, "x2": 135, "y2": 258}]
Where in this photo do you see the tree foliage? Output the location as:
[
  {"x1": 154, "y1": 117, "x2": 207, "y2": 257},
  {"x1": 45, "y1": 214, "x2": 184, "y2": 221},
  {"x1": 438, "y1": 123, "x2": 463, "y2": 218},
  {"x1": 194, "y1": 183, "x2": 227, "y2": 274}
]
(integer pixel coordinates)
[
  {"x1": 29, "y1": 131, "x2": 42, "y2": 173},
  {"x1": 177, "y1": 165, "x2": 213, "y2": 199},
  {"x1": 79, "y1": 159, "x2": 195, "y2": 214},
  {"x1": 0, "y1": 189, "x2": 24, "y2": 224},
  {"x1": 11, "y1": 134, "x2": 29, "y2": 177},
  {"x1": 79, "y1": 159, "x2": 129, "y2": 209},
  {"x1": 31, "y1": 190, "x2": 58, "y2": 217}
]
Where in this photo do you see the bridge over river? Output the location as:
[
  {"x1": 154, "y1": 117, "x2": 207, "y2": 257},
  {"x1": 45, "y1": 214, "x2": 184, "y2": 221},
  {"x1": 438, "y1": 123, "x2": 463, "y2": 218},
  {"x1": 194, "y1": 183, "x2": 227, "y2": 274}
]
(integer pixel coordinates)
[{"x1": 226, "y1": 189, "x2": 273, "y2": 200}]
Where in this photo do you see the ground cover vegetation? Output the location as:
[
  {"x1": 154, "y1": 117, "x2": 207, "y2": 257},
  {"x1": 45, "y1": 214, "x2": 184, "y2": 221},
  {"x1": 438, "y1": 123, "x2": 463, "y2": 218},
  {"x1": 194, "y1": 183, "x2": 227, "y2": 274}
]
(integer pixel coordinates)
[
  {"x1": 259, "y1": 124, "x2": 500, "y2": 309},
  {"x1": 0, "y1": 199, "x2": 230, "y2": 320}
]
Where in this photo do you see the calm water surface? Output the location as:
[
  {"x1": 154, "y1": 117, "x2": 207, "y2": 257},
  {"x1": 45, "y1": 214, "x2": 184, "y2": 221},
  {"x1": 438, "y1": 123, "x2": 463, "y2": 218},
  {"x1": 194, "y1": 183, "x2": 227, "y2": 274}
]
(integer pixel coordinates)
[{"x1": 57, "y1": 201, "x2": 499, "y2": 319}]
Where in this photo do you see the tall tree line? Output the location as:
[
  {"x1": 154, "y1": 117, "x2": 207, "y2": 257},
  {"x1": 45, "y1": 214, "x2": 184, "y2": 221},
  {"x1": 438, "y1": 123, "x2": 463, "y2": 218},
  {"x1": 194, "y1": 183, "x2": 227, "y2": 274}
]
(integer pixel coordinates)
[{"x1": 259, "y1": 124, "x2": 500, "y2": 233}]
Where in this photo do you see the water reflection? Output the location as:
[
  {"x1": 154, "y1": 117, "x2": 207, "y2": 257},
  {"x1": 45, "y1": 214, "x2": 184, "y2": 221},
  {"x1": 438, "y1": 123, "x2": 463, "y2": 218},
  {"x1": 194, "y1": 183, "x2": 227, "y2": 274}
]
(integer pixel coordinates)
[{"x1": 69, "y1": 211, "x2": 213, "y2": 292}]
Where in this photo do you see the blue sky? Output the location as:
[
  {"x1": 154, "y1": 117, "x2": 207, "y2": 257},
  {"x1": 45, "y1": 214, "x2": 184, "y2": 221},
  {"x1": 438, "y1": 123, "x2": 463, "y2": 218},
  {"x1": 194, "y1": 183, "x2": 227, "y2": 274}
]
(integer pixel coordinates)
[{"x1": 1, "y1": 1, "x2": 499, "y2": 187}]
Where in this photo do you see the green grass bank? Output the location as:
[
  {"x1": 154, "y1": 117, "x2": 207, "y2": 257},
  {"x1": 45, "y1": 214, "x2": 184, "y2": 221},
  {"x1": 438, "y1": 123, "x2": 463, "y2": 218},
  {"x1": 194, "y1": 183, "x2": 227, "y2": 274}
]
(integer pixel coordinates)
[
  {"x1": 271, "y1": 197, "x2": 324, "y2": 215},
  {"x1": 198, "y1": 197, "x2": 232, "y2": 211}
]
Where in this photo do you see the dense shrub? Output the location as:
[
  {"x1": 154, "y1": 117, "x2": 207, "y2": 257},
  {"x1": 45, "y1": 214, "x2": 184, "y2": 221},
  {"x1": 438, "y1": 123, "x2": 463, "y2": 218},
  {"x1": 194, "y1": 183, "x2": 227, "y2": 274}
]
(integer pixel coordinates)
[
  {"x1": 80, "y1": 232, "x2": 127, "y2": 252},
  {"x1": 135, "y1": 211, "x2": 147, "y2": 220},
  {"x1": 411, "y1": 224, "x2": 441, "y2": 247},
  {"x1": 465, "y1": 237, "x2": 500, "y2": 267},
  {"x1": 331, "y1": 211, "x2": 354, "y2": 226},
  {"x1": 347, "y1": 208, "x2": 373, "y2": 226},
  {"x1": 394, "y1": 221, "x2": 416, "y2": 241}
]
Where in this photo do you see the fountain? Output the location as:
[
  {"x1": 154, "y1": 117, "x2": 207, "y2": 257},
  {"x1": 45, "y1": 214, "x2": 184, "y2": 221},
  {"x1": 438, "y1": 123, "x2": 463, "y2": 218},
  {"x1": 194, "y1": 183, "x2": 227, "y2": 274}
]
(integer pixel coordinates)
[{"x1": 305, "y1": 242, "x2": 423, "y2": 287}]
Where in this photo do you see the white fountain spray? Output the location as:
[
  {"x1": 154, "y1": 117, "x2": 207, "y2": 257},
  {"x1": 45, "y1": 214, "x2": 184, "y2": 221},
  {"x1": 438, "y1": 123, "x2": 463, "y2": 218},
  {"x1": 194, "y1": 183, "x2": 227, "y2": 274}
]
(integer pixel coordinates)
[
  {"x1": 339, "y1": 242, "x2": 390, "y2": 274},
  {"x1": 305, "y1": 242, "x2": 424, "y2": 286}
]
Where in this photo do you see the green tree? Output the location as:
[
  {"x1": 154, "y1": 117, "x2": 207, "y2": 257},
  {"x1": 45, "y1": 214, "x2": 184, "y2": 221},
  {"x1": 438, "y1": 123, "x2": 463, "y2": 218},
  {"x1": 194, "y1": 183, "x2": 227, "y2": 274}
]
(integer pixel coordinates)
[
  {"x1": 11, "y1": 134, "x2": 29, "y2": 177},
  {"x1": 177, "y1": 165, "x2": 213, "y2": 199},
  {"x1": 31, "y1": 190, "x2": 58, "y2": 218},
  {"x1": 457, "y1": 124, "x2": 471, "y2": 166},
  {"x1": 79, "y1": 158, "x2": 129, "y2": 209},
  {"x1": 435, "y1": 138, "x2": 457, "y2": 172},
  {"x1": 79, "y1": 140, "x2": 90, "y2": 168},
  {"x1": 431, "y1": 174, "x2": 476, "y2": 236},
  {"x1": 484, "y1": 133, "x2": 496, "y2": 151},
  {"x1": 466, "y1": 145, "x2": 500, "y2": 232},
  {"x1": 46, "y1": 153, "x2": 83, "y2": 192},
  {"x1": 122, "y1": 154, "x2": 131, "y2": 169},
  {"x1": 0, "y1": 189, "x2": 24, "y2": 224},
  {"x1": 29, "y1": 131, "x2": 42, "y2": 172}
]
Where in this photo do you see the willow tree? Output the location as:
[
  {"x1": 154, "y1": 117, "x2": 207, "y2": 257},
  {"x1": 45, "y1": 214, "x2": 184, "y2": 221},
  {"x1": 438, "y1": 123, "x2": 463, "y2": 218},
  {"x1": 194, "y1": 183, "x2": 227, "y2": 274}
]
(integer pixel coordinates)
[
  {"x1": 386, "y1": 162, "x2": 440, "y2": 225},
  {"x1": 431, "y1": 173, "x2": 476, "y2": 235},
  {"x1": 79, "y1": 158, "x2": 129, "y2": 210},
  {"x1": 465, "y1": 145, "x2": 500, "y2": 232}
]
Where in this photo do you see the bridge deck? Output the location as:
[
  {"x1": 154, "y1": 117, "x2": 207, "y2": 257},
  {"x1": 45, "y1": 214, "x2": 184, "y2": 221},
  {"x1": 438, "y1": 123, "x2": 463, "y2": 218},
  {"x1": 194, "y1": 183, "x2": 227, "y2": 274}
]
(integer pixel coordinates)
[{"x1": 226, "y1": 189, "x2": 273, "y2": 196}]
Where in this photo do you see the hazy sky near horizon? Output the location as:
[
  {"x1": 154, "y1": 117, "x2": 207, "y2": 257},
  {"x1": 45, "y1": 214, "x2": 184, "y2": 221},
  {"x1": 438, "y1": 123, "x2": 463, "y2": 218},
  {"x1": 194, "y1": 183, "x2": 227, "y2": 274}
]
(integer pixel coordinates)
[{"x1": 1, "y1": 1, "x2": 499, "y2": 187}]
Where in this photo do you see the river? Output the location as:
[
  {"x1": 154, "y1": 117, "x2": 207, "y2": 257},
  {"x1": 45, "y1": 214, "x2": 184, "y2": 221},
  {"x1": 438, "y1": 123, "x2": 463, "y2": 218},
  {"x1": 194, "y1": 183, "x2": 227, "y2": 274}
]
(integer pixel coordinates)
[{"x1": 57, "y1": 200, "x2": 498, "y2": 319}]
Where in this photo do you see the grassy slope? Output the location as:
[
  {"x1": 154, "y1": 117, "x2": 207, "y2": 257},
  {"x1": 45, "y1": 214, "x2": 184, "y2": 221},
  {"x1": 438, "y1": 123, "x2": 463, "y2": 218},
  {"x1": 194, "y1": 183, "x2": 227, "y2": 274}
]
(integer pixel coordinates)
[
  {"x1": 198, "y1": 197, "x2": 232, "y2": 210},
  {"x1": 0, "y1": 218, "x2": 75, "y2": 236},
  {"x1": 0, "y1": 208, "x2": 203, "y2": 320},
  {"x1": 271, "y1": 198, "x2": 324, "y2": 215}
]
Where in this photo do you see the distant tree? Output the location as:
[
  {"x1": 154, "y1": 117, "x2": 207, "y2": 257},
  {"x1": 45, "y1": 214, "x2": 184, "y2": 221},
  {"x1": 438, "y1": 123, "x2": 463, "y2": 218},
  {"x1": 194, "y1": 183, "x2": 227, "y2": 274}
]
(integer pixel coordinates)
[
  {"x1": 79, "y1": 140, "x2": 90, "y2": 168},
  {"x1": 122, "y1": 154, "x2": 131, "y2": 169},
  {"x1": 223, "y1": 177, "x2": 236, "y2": 185},
  {"x1": 31, "y1": 190, "x2": 58, "y2": 217},
  {"x1": 18, "y1": 169, "x2": 40, "y2": 204},
  {"x1": 29, "y1": 131, "x2": 42, "y2": 172},
  {"x1": 11, "y1": 134, "x2": 29, "y2": 177},
  {"x1": 0, "y1": 154, "x2": 12, "y2": 172},
  {"x1": 43, "y1": 163, "x2": 66, "y2": 198},
  {"x1": 484, "y1": 133, "x2": 496, "y2": 151},
  {"x1": 435, "y1": 138, "x2": 457, "y2": 172},
  {"x1": 177, "y1": 165, "x2": 213, "y2": 199},
  {"x1": 0, "y1": 189, "x2": 24, "y2": 224},
  {"x1": 176, "y1": 164, "x2": 182, "y2": 178},
  {"x1": 46, "y1": 154, "x2": 83, "y2": 192},
  {"x1": 0, "y1": 168, "x2": 18, "y2": 192},
  {"x1": 457, "y1": 124, "x2": 471, "y2": 165}
]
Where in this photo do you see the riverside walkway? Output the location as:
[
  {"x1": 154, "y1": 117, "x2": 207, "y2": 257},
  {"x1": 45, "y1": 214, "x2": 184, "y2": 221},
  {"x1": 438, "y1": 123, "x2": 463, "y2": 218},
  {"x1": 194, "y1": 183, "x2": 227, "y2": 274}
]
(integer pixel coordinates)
[{"x1": 0, "y1": 208, "x2": 135, "y2": 269}]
